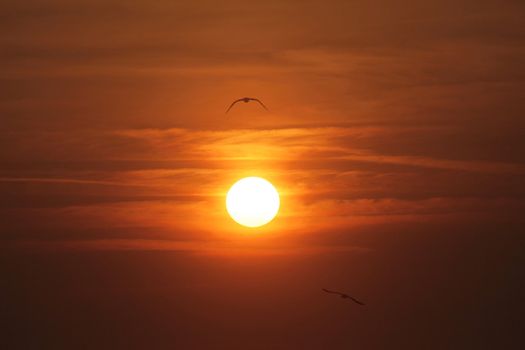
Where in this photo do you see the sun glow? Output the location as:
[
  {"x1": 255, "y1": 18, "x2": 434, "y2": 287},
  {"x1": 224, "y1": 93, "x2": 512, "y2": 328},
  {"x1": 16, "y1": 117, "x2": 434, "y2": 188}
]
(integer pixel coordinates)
[{"x1": 226, "y1": 177, "x2": 280, "y2": 228}]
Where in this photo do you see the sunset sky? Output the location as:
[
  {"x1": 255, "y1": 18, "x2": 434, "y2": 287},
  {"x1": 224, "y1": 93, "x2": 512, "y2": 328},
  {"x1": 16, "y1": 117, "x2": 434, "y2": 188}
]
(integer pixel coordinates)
[{"x1": 2, "y1": 0, "x2": 525, "y2": 348}]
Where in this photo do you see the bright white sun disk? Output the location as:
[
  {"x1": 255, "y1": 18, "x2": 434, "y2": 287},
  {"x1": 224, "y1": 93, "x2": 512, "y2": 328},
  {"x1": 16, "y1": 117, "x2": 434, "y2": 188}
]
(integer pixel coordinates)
[{"x1": 226, "y1": 177, "x2": 280, "y2": 228}]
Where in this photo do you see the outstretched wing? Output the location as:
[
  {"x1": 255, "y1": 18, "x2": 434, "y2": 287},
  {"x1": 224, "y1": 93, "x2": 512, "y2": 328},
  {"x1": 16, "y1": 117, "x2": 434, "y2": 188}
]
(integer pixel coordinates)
[
  {"x1": 250, "y1": 98, "x2": 269, "y2": 111},
  {"x1": 348, "y1": 296, "x2": 365, "y2": 306},
  {"x1": 226, "y1": 98, "x2": 244, "y2": 113},
  {"x1": 323, "y1": 289, "x2": 365, "y2": 305},
  {"x1": 322, "y1": 288, "x2": 343, "y2": 296}
]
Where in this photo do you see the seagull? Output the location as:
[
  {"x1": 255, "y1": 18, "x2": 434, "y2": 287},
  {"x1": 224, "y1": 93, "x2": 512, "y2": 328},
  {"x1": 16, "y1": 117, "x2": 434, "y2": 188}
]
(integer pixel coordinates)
[
  {"x1": 322, "y1": 288, "x2": 365, "y2": 305},
  {"x1": 226, "y1": 97, "x2": 269, "y2": 113}
]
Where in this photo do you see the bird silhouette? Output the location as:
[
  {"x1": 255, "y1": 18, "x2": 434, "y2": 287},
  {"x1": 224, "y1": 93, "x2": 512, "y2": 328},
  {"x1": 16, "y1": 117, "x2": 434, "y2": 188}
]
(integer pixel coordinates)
[
  {"x1": 226, "y1": 97, "x2": 269, "y2": 113},
  {"x1": 322, "y1": 288, "x2": 365, "y2": 305}
]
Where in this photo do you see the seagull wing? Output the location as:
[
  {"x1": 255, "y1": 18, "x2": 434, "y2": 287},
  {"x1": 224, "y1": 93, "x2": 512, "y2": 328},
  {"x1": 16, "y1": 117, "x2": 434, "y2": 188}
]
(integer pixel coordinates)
[
  {"x1": 322, "y1": 288, "x2": 344, "y2": 296},
  {"x1": 226, "y1": 98, "x2": 244, "y2": 113},
  {"x1": 348, "y1": 296, "x2": 365, "y2": 306},
  {"x1": 250, "y1": 98, "x2": 269, "y2": 111}
]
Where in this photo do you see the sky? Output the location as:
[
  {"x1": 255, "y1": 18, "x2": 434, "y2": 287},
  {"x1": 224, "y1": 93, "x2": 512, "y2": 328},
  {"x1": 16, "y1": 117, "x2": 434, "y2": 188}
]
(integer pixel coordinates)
[{"x1": 1, "y1": 0, "x2": 525, "y2": 348}]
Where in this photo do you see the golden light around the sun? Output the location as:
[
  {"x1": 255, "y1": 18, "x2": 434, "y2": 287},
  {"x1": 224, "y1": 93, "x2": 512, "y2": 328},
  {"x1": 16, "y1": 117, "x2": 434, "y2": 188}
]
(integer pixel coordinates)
[{"x1": 226, "y1": 177, "x2": 280, "y2": 228}]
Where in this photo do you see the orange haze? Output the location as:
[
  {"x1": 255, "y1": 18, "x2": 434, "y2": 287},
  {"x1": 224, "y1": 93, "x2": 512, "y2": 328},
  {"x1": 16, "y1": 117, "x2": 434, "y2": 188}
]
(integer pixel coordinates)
[{"x1": 2, "y1": 0, "x2": 525, "y2": 348}]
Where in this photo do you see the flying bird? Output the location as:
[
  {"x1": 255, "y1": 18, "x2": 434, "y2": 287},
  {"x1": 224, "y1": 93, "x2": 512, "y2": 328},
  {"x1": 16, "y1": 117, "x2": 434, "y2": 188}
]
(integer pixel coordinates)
[
  {"x1": 322, "y1": 288, "x2": 365, "y2": 305},
  {"x1": 226, "y1": 97, "x2": 269, "y2": 113}
]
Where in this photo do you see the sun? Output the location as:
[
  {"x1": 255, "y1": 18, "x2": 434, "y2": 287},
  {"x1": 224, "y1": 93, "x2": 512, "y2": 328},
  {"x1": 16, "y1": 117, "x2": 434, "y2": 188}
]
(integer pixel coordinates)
[{"x1": 226, "y1": 177, "x2": 280, "y2": 228}]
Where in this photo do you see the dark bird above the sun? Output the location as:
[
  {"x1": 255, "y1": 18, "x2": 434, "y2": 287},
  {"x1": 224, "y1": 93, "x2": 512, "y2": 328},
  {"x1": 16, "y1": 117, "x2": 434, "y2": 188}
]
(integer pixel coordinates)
[
  {"x1": 322, "y1": 288, "x2": 365, "y2": 305},
  {"x1": 226, "y1": 97, "x2": 269, "y2": 113}
]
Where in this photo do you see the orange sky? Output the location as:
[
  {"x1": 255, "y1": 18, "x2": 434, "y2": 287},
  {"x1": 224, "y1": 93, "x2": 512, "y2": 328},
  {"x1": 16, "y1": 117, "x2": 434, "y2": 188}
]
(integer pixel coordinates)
[{"x1": 2, "y1": 0, "x2": 525, "y2": 348}]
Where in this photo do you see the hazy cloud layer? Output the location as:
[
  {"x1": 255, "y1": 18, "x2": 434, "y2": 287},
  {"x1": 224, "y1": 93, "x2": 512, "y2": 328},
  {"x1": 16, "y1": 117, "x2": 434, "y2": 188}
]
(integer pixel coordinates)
[{"x1": 2, "y1": 126, "x2": 523, "y2": 252}]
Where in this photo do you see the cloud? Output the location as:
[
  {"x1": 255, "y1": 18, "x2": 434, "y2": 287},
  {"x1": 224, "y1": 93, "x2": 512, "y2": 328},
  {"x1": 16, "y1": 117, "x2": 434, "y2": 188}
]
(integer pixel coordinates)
[
  {"x1": 2, "y1": 0, "x2": 525, "y2": 133},
  {"x1": 1, "y1": 125, "x2": 523, "y2": 252}
]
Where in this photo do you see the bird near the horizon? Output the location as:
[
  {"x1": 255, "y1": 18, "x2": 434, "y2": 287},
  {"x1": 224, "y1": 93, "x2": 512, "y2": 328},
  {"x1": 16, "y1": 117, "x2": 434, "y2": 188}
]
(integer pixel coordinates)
[
  {"x1": 226, "y1": 97, "x2": 269, "y2": 113},
  {"x1": 322, "y1": 288, "x2": 365, "y2": 305}
]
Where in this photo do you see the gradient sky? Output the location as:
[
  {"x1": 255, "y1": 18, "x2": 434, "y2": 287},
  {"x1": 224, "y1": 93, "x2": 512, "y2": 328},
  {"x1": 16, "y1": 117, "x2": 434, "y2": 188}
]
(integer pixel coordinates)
[{"x1": 2, "y1": 0, "x2": 525, "y2": 349}]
